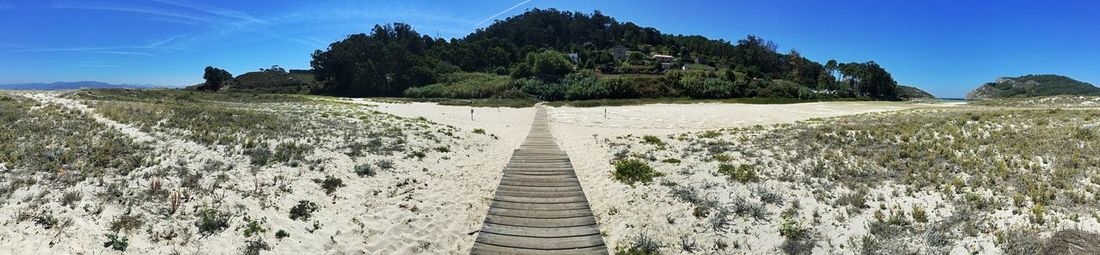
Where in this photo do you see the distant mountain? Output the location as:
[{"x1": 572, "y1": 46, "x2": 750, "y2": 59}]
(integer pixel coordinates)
[
  {"x1": 0, "y1": 81, "x2": 169, "y2": 90},
  {"x1": 966, "y1": 74, "x2": 1100, "y2": 99},
  {"x1": 897, "y1": 85, "x2": 935, "y2": 100}
]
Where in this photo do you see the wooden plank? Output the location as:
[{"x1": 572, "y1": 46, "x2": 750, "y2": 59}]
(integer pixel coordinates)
[
  {"x1": 492, "y1": 195, "x2": 589, "y2": 204},
  {"x1": 482, "y1": 215, "x2": 597, "y2": 228},
  {"x1": 470, "y1": 243, "x2": 606, "y2": 255},
  {"x1": 475, "y1": 232, "x2": 605, "y2": 250},
  {"x1": 487, "y1": 208, "x2": 594, "y2": 219},
  {"x1": 472, "y1": 107, "x2": 606, "y2": 255},
  {"x1": 480, "y1": 222, "x2": 600, "y2": 237}
]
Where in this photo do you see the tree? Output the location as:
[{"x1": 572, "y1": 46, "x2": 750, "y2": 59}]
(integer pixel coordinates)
[
  {"x1": 310, "y1": 23, "x2": 449, "y2": 97},
  {"x1": 511, "y1": 49, "x2": 574, "y2": 81},
  {"x1": 201, "y1": 66, "x2": 232, "y2": 91}
]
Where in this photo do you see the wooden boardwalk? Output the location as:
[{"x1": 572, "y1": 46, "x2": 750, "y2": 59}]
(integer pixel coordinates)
[{"x1": 471, "y1": 107, "x2": 608, "y2": 255}]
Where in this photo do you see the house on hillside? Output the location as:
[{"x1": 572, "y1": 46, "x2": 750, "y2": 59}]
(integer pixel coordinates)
[
  {"x1": 652, "y1": 54, "x2": 675, "y2": 63},
  {"x1": 611, "y1": 45, "x2": 628, "y2": 61},
  {"x1": 653, "y1": 54, "x2": 676, "y2": 69}
]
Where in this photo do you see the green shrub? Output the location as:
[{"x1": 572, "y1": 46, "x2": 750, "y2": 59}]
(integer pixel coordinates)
[
  {"x1": 195, "y1": 208, "x2": 231, "y2": 236},
  {"x1": 612, "y1": 159, "x2": 664, "y2": 185},
  {"x1": 275, "y1": 229, "x2": 290, "y2": 239},
  {"x1": 103, "y1": 233, "x2": 129, "y2": 251},
  {"x1": 472, "y1": 128, "x2": 486, "y2": 134},
  {"x1": 355, "y1": 164, "x2": 376, "y2": 177},
  {"x1": 912, "y1": 205, "x2": 928, "y2": 223},
  {"x1": 240, "y1": 217, "x2": 266, "y2": 237},
  {"x1": 289, "y1": 200, "x2": 319, "y2": 221},
  {"x1": 718, "y1": 164, "x2": 759, "y2": 183},
  {"x1": 641, "y1": 135, "x2": 664, "y2": 146},
  {"x1": 519, "y1": 78, "x2": 565, "y2": 100},
  {"x1": 316, "y1": 176, "x2": 344, "y2": 195},
  {"x1": 403, "y1": 72, "x2": 513, "y2": 99}
]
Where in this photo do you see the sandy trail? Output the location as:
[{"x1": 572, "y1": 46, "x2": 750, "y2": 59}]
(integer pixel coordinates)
[{"x1": 352, "y1": 99, "x2": 536, "y2": 253}]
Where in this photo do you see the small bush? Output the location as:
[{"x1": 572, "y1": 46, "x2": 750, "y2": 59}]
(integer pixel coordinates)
[
  {"x1": 661, "y1": 158, "x2": 681, "y2": 164},
  {"x1": 641, "y1": 135, "x2": 664, "y2": 145},
  {"x1": 779, "y1": 214, "x2": 815, "y2": 255},
  {"x1": 614, "y1": 231, "x2": 661, "y2": 255},
  {"x1": 472, "y1": 128, "x2": 486, "y2": 134},
  {"x1": 316, "y1": 176, "x2": 345, "y2": 195},
  {"x1": 195, "y1": 208, "x2": 231, "y2": 236},
  {"x1": 289, "y1": 200, "x2": 319, "y2": 221},
  {"x1": 103, "y1": 233, "x2": 129, "y2": 251},
  {"x1": 996, "y1": 227, "x2": 1043, "y2": 255},
  {"x1": 718, "y1": 164, "x2": 759, "y2": 183},
  {"x1": 612, "y1": 159, "x2": 664, "y2": 186},
  {"x1": 241, "y1": 238, "x2": 271, "y2": 255},
  {"x1": 240, "y1": 217, "x2": 266, "y2": 237},
  {"x1": 275, "y1": 229, "x2": 290, "y2": 239},
  {"x1": 912, "y1": 206, "x2": 928, "y2": 223},
  {"x1": 355, "y1": 164, "x2": 376, "y2": 177}
]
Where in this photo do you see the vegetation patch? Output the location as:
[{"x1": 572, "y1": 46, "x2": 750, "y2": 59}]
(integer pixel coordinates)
[{"x1": 612, "y1": 159, "x2": 664, "y2": 185}]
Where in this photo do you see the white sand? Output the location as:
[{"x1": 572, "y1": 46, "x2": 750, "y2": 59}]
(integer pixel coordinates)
[
  {"x1": 545, "y1": 102, "x2": 939, "y2": 253},
  {"x1": 0, "y1": 94, "x2": 536, "y2": 254},
  {"x1": 0, "y1": 94, "x2": 959, "y2": 254}
]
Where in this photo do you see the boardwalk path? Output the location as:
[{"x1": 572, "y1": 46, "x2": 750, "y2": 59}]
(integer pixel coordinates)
[{"x1": 471, "y1": 107, "x2": 608, "y2": 254}]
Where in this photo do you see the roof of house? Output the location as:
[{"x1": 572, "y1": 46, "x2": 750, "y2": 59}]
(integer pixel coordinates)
[{"x1": 652, "y1": 54, "x2": 674, "y2": 58}]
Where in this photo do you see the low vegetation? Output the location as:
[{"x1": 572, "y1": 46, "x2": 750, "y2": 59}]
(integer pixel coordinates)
[{"x1": 605, "y1": 105, "x2": 1100, "y2": 253}]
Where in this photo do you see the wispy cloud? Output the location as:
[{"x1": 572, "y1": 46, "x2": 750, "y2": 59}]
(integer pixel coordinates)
[
  {"x1": 152, "y1": 0, "x2": 264, "y2": 24},
  {"x1": 478, "y1": 0, "x2": 533, "y2": 26},
  {"x1": 7, "y1": 46, "x2": 159, "y2": 57},
  {"x1": 51, "y1": 1, "x2": 209, "y2": 23}
]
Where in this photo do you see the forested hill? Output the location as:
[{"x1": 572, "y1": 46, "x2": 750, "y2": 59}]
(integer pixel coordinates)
[
  {"x1": 224, "y1": 9, "x2": 910, "y2": 101},
  {"x1": 966, "y1": 74, "x2": 1099, "y2": 99}
]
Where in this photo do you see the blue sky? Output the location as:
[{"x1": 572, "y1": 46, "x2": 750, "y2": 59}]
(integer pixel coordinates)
[{"x1": 1, "y1": 0, "x2": 1097, "y2": 97}]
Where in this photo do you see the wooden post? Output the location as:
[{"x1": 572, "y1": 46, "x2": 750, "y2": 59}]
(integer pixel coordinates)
[{"x1": 471, "y1": 109, "x2": 474, "y2": 120}]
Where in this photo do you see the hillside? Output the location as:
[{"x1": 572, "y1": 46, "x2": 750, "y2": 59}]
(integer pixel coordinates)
[
  {"x1": 226, "y1": 68, "x2": 317, "y2": 94},
  {"x1": 305, "y1": 9, "x2": 902, "y2": 101},
  {"x1": 966, "y1": 74, "x2": 1099, "y2": 99},
  {"x1": 897, "y1": 85, "x2": 935, "y2": 100},
  {"x1": 0, "y1": 81, "x2": 164, "y2": 90}
]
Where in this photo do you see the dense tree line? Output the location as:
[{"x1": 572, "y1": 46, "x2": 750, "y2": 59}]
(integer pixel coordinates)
[{"x1": 306, "y1": 8, "x2": 901, "y2": 100}]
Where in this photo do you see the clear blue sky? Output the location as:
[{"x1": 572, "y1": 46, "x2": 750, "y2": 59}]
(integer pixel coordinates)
[{"x1": 1, "y1": 0, "x2": 1097, "y2": 97}]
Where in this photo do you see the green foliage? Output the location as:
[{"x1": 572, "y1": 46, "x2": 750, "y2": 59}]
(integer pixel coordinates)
[
  {"x1": 911, "y1": 206, "x2": 928, "y2": 223},
  {"x1": 289, "y1": 200, "x2": 319, "y2": 221},
  {"x1": 969, "y1": 74, "x2": 1100, "y2": 99},
  {"x1": 404, "y1": 72, "x2": 513, "y2": 99},
  {"x1": 519, "y1": 78, "x2": 566, "y2": 100},
  {"x1": 510, "y1": 49, "x2": 575, "y2": 82},
  {"x1": 641, "y1": 135, "x2": 663, "y2": 146},
  {"x1": 103, "y1": 233, "x2": 129, "y2": 251},
  {"x1": 228, "y1": 66, "x2": 317, "y2": 94},
  {"x1": 614, "y1": 231, "x2": 662, "y2": 255},
  {"x1": 201, "y1": 66, "x2": 233, "y2": 91},
  {"x1": 718, "y1": 164, "x2": 759, "y2": 183},
  {"x1": 612, "y1": 159, "x2": 663, "y2": 185},
  {"x1": 897, "y1": 85, "x2": 935, "y2": 100},
  {"x1": 240, "y1": 217, "x2": 267, "y2": 237},
  {"x1": 195, "y1": 208, "x2": 231, "y2": 236},
  {"x1": 317, "y1": 176, "x2": 345, "y2": 195},
  {"x1": 302, "y1": 9, "x2": 900, "y2": 101},
  {"x1": 275, "y1": 229, "x2": 290, "y2": 239},
  {"x1": 311, "y1": 23, "x2": 452, "y2": 97}
]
